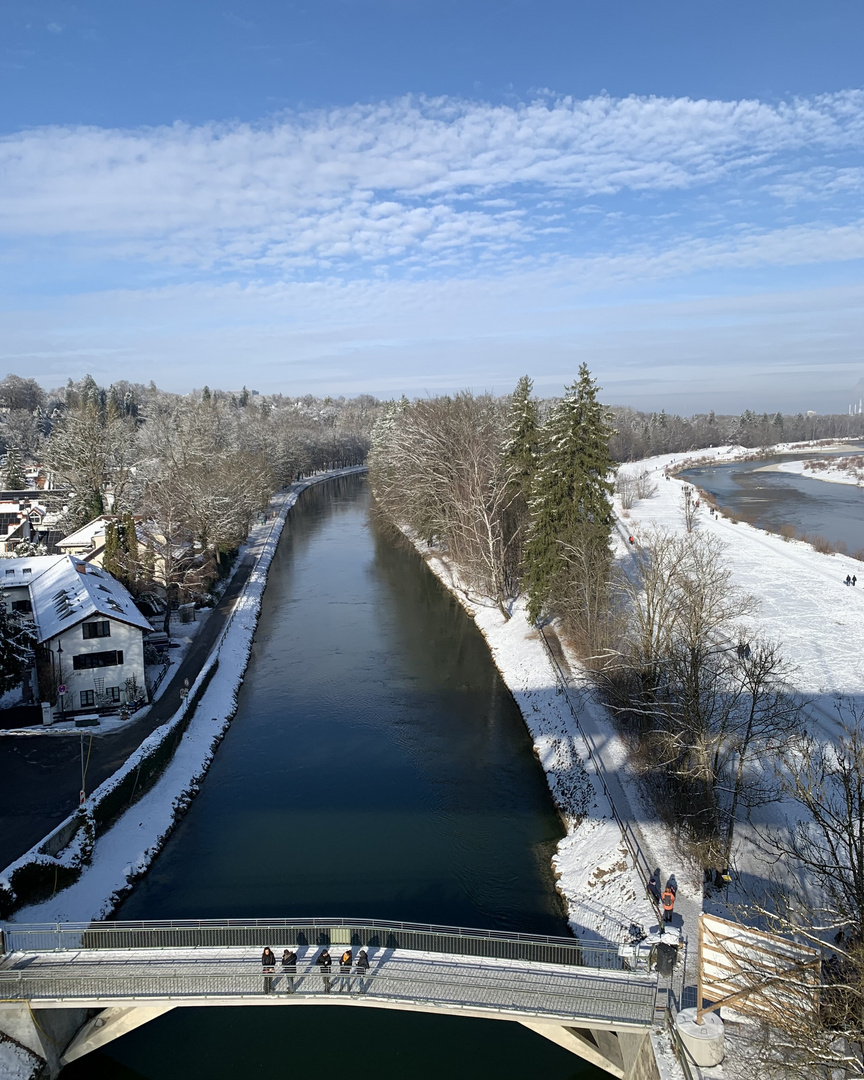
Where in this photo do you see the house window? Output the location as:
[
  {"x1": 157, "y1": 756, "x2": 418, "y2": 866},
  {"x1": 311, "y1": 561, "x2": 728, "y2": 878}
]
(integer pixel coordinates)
[
  {"x1": 72, "y1": 650, "x2": 124, "y2": 670},
  {"x1": 82, "y1": 621, "x2": 110, "y2": 640},
  {"x1": 80, "y1": 690, "x2": 95, "y2": 707},
  {"x1": 107, "y1": 686, "x2": 121, "y2": 702},
  {"x1": 11, "y1": 599, "x2": 32, "y2": 613},
  {"x1": 22, "y1": 568, "x2": 31, "y2": 575},
  {"x1": 4, "y1": 569, "x2": 12, "y2": 576}
]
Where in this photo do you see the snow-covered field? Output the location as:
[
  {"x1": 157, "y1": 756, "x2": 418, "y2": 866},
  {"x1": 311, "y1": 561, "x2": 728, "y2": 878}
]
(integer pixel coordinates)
[{"x1": 5, "y1": 469, "x2": 367, "y2": 924}]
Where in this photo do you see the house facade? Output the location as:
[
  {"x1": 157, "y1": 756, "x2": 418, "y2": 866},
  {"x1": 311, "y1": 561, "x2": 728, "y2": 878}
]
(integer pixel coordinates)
[{"x1": 22, "y1": 555, "x2": 152, "y2": 716}]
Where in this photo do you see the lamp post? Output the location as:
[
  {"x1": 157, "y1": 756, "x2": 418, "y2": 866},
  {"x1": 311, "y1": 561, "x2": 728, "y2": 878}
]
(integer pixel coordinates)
[{"x1": 56, "y1": 641, "x2": 65, "y2": 723}]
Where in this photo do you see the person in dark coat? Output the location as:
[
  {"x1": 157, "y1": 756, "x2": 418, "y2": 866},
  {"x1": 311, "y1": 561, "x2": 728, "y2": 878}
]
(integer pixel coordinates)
[
  {"x1": 355, "y1": 948, "x2": 370, "y2": 993},
  {"x1": 847, "y1": 575, "x2": 852, "y2": 586},
  {"x1": 262, "y1": 947, "x2": 276, "y2": 994},
  {"x1": 648, "y1": 872, "x2": 662, "y2": 905},
  {"x1": 854, "y1": 576, "x2": 858, "y2": 586},
  {"x1": 339, "y1": 949, "x2": 353, "y2": 991},
  {"x1": 317, "y1": 948, "x2": 332, "y2": 993},
  {"x1": 281, "y1": 948, "x2": 297, "y2": 993}
]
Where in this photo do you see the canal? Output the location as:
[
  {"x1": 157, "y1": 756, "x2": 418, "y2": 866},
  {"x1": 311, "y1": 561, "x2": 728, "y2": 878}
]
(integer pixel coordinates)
[
  {"x1": 61, "y1": 474, "x2": 601, "y2": 1079},
  {"x1": 681, "y1": 448, "x2": 864, "y2": 554}
]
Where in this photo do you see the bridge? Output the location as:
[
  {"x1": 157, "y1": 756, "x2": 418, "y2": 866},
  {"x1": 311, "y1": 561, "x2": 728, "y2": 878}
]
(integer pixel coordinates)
[{"x1": 0, "y1": 917, "x2": 675, "y2": 1079}]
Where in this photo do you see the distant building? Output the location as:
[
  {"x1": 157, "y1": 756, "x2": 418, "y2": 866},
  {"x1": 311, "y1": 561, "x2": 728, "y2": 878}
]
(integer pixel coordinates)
[{"x1": 55, "y1": 515, "x2": 113, "y2": 566}]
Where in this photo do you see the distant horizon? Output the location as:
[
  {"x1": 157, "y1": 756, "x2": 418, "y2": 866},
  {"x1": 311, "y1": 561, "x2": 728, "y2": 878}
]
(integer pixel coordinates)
[{"x1": 1, "y1": 2, "x2": 861, "y2": 407}]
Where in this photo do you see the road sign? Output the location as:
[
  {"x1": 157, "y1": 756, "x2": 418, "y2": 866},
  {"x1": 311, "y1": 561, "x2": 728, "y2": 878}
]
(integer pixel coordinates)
[{"x1": 58, "y1": 684, "x2": 66, "y2": 694}]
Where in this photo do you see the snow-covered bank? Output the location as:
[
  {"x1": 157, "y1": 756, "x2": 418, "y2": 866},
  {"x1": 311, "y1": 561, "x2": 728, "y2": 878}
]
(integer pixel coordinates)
[
  {"x1": 5, "y1": 468, "x2": 367, "y2": 923},
  {"x1": 408, "y1": 540, "x2": 656, "y2": 945},
  {"x1": 767, "y1": 454, "x2": 864, "y2": 487}
]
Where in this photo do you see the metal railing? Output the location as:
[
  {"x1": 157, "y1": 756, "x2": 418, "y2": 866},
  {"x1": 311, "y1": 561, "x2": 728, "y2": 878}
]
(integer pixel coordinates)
[
  {"x1": 665, "y1": 1008, "x2": 697, "y2": 1080},
  {"x1": 1, "y1": 916, "x2": 626, "y2": 970},
  {"x1": 0, "y1": 957, "x2": 658, "y2": 1027}
]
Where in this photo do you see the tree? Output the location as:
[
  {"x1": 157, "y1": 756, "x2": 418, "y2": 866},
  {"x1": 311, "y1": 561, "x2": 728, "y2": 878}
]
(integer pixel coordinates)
[
  {"x1": 500, "y1": 375, "x2": 539, "y2": 582},
  {"x1": 743, "y1": 701, "x2": 864, "y2": 1077},
  {"x1": 523, "y1": 364, "x2": 616, "y2": 624},
  {"x1": 3, "y1": 447, "x2": 26, "y2": 490},
  {"x1": 0, "y1": 600, "x2": 33, "y2": 696}
]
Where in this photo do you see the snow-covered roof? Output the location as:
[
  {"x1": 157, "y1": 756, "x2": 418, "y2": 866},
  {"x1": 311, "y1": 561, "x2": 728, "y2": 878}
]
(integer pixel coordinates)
[
  {"x1": 57, "y1": 516, "x2": 110, "y2": 550},
  {"x1": 0, "y1": 554, "x2": 64, "y2": 587},
  {"x1": 30, "y1": 555, "x2": 151, "y2": 644}
]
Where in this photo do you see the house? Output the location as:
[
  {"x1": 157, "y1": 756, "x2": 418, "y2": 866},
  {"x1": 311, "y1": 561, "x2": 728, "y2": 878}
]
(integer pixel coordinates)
[
  {"x1": 27, "y1": 556, "x2": 152, "y2": 716},
  {"x1": 0, "y1": 554, "x2": 64, "y2": 616},
  {"x1": 55, "y1": 516, "x2": 113, "y2": 566}
]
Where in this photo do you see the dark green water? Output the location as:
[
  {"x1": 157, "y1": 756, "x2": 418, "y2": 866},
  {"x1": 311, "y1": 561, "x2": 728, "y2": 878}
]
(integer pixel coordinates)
[{"x1": 61, "y1": 475, "x2": 599, "y2": 1079}]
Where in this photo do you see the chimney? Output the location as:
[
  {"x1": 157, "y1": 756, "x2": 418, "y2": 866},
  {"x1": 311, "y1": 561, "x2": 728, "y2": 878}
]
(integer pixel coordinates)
[{"x1": 74, "y1": 561, "x2": 87, "y2": 574}]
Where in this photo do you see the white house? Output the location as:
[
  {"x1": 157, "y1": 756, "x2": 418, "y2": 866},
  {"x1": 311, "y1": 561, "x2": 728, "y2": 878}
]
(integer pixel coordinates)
[
  {"x1": 28, "y1": 556, "x2": 151, "y2": 715},
  {"x1": 0, "y1": 555, "x2": 63, "y2": 616}
]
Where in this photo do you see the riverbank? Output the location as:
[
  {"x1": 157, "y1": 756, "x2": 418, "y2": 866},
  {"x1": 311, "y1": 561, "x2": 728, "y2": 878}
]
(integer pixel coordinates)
[
  {"x1": 616, "y1": 448, "x2": 864, "y2": 907},
  {"x1": 404, "y1": 536, "x2": 658, "y2": 946},
  {"x1": 1, "y1": 469, "x2": 367, "y2": 925}
]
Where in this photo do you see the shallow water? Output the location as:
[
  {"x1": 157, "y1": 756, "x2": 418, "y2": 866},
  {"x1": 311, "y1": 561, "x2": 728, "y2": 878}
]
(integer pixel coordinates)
[
  {"x1": 681, "y1": 449, "x2": 864, "y2": 553},
  {"x1": 61, "y1": 475, "x2": 599, "y2": 1080}
]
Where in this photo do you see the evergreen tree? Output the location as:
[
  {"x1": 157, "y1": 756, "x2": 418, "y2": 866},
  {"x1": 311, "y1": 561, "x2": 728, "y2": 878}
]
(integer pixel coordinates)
[
  {"x1": 523, "y1": 364, "x2": 616, "y2": 624},
  {"x1": 103, "y1": 519, "x2": 122, "y2": 579},
  {"x1": 500, "y1": 375, "x2": 539, "y2": 584},
  {"x1": 0, "y1": 601, "x2": 33, "y2": 695},
  {"x1": 3, "y1": 447, "x2": 26, "y2": 490}
]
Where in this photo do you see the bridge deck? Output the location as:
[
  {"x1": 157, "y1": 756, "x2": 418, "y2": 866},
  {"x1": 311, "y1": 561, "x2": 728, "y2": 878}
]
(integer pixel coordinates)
[{"x1": 0, "y1": 946, "x2": 658, "y2": 1028}]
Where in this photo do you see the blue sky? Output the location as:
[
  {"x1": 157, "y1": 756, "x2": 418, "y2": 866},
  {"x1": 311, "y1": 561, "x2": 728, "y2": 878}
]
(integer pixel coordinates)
[{"x1": 1, "y1": 1, "x2": 862, "y2": 411}]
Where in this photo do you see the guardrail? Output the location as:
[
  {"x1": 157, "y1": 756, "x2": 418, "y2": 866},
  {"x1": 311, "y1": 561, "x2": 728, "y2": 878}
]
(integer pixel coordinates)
[
  {"x1": 664, "y1": 1008, "x2": 696, "y2": 1080},
  {"x1": 1, "y1": 916, "x2": 624, "y2": 970},
  {"x1": 0, "y1": 960, "x2": 657, "y2": 1026}
]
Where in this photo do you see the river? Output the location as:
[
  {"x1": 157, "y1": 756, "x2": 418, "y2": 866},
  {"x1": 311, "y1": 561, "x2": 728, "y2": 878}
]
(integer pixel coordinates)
[
  {"x1": 61, "y1": 474, "x2": 600, "y2": 1080},
  {"x1": 681, "y1": 448, "x2": 864, "y2": 554}
]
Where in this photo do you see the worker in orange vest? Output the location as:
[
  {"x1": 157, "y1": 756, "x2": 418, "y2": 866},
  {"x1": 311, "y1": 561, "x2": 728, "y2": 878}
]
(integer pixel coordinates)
[{"x1": 661, "y1": 885, "x2": 675, "y2": 923}]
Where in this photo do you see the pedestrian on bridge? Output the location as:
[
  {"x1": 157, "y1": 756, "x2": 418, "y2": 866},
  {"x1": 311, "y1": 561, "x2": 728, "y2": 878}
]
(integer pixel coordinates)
[
  {"x1": 355, "y1": 948, "x2": 370, "y2": 993},
  {"x1": 262, "y1": 947, "x2": 276, "y2": 994},
  {"x1": 661, "y1": 885, "x2": 676, "y2": 924},
  {"x1": 339, "y1": 949, "x2": 353, "y2": 991},
  {"x1": 281, "y1": 948, "x2": 297, "y2": 993},
  {"x1": 317, "y1": 948, "x2": 333, "y2": 993}
]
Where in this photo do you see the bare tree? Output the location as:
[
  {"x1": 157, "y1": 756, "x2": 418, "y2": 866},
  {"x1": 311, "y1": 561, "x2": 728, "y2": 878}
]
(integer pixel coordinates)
[{"x1": 741, "y1": 701, "x2": 864, "y2": 1077}]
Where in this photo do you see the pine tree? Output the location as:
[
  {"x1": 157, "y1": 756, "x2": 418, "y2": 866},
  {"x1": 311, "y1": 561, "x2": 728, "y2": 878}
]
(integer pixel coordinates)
[
  {"x1": 523, "y1": 364, "x2": 616, "y2": 624},
  {"x1": 103, "y1": 519, "x2": 122, "y2": 579},
  {"x1": 500, "y1": 375, "x2": 539, "y2": 585},
  {"x1": 0, "y1": 602, "x2": 33, "y2": 695},
  {"x1": 3, "y1": 447, "x2": 26, "y2": 490}
]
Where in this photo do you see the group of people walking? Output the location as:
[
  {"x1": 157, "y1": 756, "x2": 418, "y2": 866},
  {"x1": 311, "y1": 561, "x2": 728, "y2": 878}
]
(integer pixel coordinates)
[{"x1": 261, "y1": 946, "x2": 370, "y2": 994}]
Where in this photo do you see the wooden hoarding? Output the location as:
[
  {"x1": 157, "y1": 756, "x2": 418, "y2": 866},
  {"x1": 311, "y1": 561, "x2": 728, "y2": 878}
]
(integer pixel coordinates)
[{"x1": 698, "y1": 912, "x2": 821, "y2": 1023}]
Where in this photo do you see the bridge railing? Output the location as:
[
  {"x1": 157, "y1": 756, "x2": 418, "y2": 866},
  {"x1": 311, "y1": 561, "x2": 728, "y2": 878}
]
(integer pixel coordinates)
[
  {"x1": 1, "y1": 917, "x2": 628, "y2": 972},
  {"x1": 0, "y1": 959, "x2": 658, "y2": 1027}
]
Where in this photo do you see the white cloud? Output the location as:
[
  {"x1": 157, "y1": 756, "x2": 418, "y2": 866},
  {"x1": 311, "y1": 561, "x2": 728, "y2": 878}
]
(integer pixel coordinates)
[{"x1": 0, "y1": 90, "x2": 861, "y2": 274}]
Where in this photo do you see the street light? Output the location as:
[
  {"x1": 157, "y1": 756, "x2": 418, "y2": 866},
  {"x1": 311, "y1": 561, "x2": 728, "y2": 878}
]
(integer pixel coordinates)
[{"x1": 56, "y1": 641, "x2": 65, "y2": 723}]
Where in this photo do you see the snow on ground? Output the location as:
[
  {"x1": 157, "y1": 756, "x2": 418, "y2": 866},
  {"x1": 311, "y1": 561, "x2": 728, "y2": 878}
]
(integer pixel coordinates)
[
  {"x1": 618, "y1": 445, "x2": 864, "y2": 706},
  {"x1": 770, "y1": 454, "x2": 864, "y2": 487},
  {"x1": 617, "y1": 445, "x2": 864, "y2": 917},
  {"x1": 0, "y1": 1040, "x2": 40, "y2": 1080},
  {"x1": 9, "y1": 469, "x2": 366, "y2": 924},
  {"x1": 413, "y1": 544, "x2": 657, "y2": 946}
]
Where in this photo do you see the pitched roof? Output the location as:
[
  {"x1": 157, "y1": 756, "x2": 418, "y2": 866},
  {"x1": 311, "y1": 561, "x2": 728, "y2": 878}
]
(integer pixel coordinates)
[
  {"x1": 0, "y1": 555, "x2": 64, "y2": 587},
  {"x1": 29, "y1": 555, "x2": 151, "y2": 644}
]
